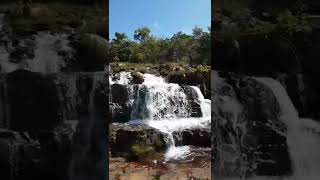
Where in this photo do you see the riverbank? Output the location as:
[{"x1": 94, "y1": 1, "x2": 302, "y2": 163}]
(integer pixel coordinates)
[{"x1": 109, "y1": 156, "x2": 211, "y2": 180}]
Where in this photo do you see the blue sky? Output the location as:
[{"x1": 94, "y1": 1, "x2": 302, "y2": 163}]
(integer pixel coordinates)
[{"x1": 109, "y1": 0, "x2": 211, "y2": 40}]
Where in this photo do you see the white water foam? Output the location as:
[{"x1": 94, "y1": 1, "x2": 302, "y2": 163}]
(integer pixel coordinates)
[
  {"x1": 143, "y1": 73, "x2": 166, "y2": 85},
  {"x1": 0, "y1": 31, "x2": 74, "y2": 73},
  {"x1": 27, "y1": 32, "x2": 73, "y2": 73},
  {"x1": 254, "y1": 77, "x2": 320, "y2": 180},
  {"x1": 109, "y1": 71, "x2": 132, "y2": 85},
  {"x1": 113, "y1": 72, "x2": 211, "y2": 161}
]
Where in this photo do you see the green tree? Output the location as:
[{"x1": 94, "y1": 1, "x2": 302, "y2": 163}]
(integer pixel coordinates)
[
  {"x1": 110, "y1": 32, "x2": 133, "y2": 62},
  {"x1": 134, "y1": 27, "x2": 151, "y2": 42},
  {"x1": 110, "y1": 25, "x2": 211, "y2": 65}
]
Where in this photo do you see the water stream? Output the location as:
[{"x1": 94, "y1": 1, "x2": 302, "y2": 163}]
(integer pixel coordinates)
[
  {"x1": 215, "y1": 71, "x2": 320, "y2": 180},
  {"x1": 110, "y1": 72, "x2": 211, "y2": 161},
  {"x1": 255, "y1": 78, "x2": 320, "y2": 180}
]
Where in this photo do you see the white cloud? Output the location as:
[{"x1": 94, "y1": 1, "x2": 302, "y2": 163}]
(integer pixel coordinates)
[{"x1": 152, "y1": 21, "x2": 161, "y2": 30}]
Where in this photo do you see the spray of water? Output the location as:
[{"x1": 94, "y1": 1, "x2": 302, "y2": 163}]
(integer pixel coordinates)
[
  {"x1": 110, "y1": 72, "x2": 211, "y2": 161},
  {"x1": 213, "y1": 71, "x2": 320, "y2": 180},
  {"x1": 255, "y1": 78, "x2": 320, "y2": 180},
  {"x1": 0, "y1": 31, "x2": 74, "y2": 73}
]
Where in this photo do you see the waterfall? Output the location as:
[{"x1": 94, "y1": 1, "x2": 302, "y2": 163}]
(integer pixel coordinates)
[
  {"x1": 27, "y1": 32, "x2": 74, "y2": 73},
  {"x1": 255, "y1": 78, "x2": 320, "y2": 180},
  {"x1": 0, "y1": 31, "x2": 74, "y2": 73},
  {"x1": 213, "y1": 71, "x2": 320, "y2": 179},
  {"x1": 109, "y1": 71, "x2": 132, "y2": 85},
  {"x1": 212, "y1": 71, "x2": 246, "y2": 178},
  {"x1": 68, "y1": 72, "x2": 107, "y2": 180},
  {"x1": 110, "y1": 72, "x2": 211, "y2": 161}
]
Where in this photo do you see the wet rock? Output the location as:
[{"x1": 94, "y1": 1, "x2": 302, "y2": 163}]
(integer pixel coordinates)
[
  {"x1": 109, "y1": 124, "x2": 166, "y2": 158},
  {"x1": 7, "y1": 70, "x2": 60, "y2": 131},
  {"x1": 173, "y1": 128, "x2": 211, "y2": 147},
  {"x1": 37, "y1": 122, "x2": 76, "y2": 180},
  {"x1": 182, "y1": 86, "x2": 202, "y2": 117},
  {"x1": 167, "y1": 71, "x2": 186, "y2": 84},
  {"x1": 9, "y1": 45, "x2": 35, "y2": 63},
  {"x1": 168, "y1": 70, "x2": 210, "y2": 99},
  {"x1": 109, "y1": 84, "x2": 131, "y2": 123},
  {"x1": 109, "y1": 103, "x2": 131, "y2": 123},
  {"x1": 131, "y1": 72, "x2": 144, "y2": 84},
  {"x1": 213, "y1": 71, "x2": 292, "y2": 178},
  {"x1": 110, "y1": 83, "x2": 128, "y2": 99},
  {"x1": 0, "y1": 129, "x2": 41, "y2": 180}
]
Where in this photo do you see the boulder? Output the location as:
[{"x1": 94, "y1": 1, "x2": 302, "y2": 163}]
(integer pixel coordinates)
[
  {"x1": 109, "y1": 84, "x2": 131, "y2": 123},
  {"x1": 182, "y1": 86, "x2": 202, "y2": 117},
  {"x1": 173, "y1": 128, "x2": 211, "y2": 147},
  {"x1": 109, "y1": 124, "x2": 166, "y2": 158},
  {"x1": 77, "y1": 33, "x2": 108, "y2": 71},
  {"x1": 131, "y1": 72, "x2": 144, "y2": 84},
  {"x1": 167, "y1": 71, "x2": 186, "y2": 84},
  {"x1": 213, "y1": 71, "x2": 292, "y2": 178},
  {"x1": 109, "y1": 103, "x2": 131, "y2": 123},
  {"x1": 7, "y1": 70, "x2": 60, "y2": 131}
]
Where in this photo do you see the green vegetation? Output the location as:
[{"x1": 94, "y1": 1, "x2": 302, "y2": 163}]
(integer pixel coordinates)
[
  {"x1": 111, "y1": 62, "x2": 210, "y2": 77},
  {"x1": 129, "y1": 144, "x2": 163, "y2": 162},
  {"x1": 130, "y1": 144, "x2": 154, "y2": 160},
  {"x1": 252, "y1": 10, "x2": 311, "y2": 36},
  {"x1": 214, "y1": 0, "x2": 313, "y2": 39},
  {"x1": 109, "y1": 26, "x2": 211, "y2": 65},
  {"x1": 7, "y1": 2, "x2": 106, "y2": 37}
]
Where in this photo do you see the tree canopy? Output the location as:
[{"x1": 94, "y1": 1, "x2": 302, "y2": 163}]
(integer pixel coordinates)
[{"x1": 109, "y1": 26, "x2": 211, "y2": 65}]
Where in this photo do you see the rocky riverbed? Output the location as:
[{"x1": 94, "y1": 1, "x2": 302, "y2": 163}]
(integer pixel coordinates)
[{"x1": 109, "y1": 156, "x2": 211, "y2": 180}]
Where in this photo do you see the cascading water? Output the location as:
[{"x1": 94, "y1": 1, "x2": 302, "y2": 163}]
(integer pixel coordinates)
[
  {"x1": 110, "y1": 72, "x2": 211, "y2": 161},
  {"x1": 28, "y1": 32, "x2": 74, "y2": 73},
  {"x1": 68, "y1": 72, "x2": 107, "y2": 180},
  {"x1": 214, "y1": 69, "x2": 320, "y2": 179},
  {"x1": 255, "y1": 78, "x2": 320, "y2": 180},
  {"x1": 0, "y1": 31, "x2": 74, "y2": 73},
  {"x1": 109, "y1": 71, "x2": 132, "y2": 85}
]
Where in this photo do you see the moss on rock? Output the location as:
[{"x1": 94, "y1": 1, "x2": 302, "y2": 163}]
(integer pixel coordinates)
[{"x1": 130, "y1": 144, "x2": 155, "y2": 161}]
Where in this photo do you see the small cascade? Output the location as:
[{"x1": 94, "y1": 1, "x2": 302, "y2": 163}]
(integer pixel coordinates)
[
  {"x1": 0, "y1": 31, "x2": 75, "y2": 73},
  {"x1": 68, "y1": 72, "x2": 107, "y2": 180},
  {"x1": 54, "y1": 72, "x2": 106, "y2": 121},
  {"x1": 110, "y1": 71, "x2": 211, "y2": 161},
  {"x1": 27, "y1": 32, "x2": 74, "y2": 73},
  {"x1": 255, "y1": 78, "x2": 320, "y2": 180},
  {"x1": 212, "y1": 71, "x2": 246, "y2": 177},
  {"x1": 109, "y1": 71, "x2": 132, "y2": 85},
  {"x1": 214, "y1": 70, "x2": 320, "y2": 180}
]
